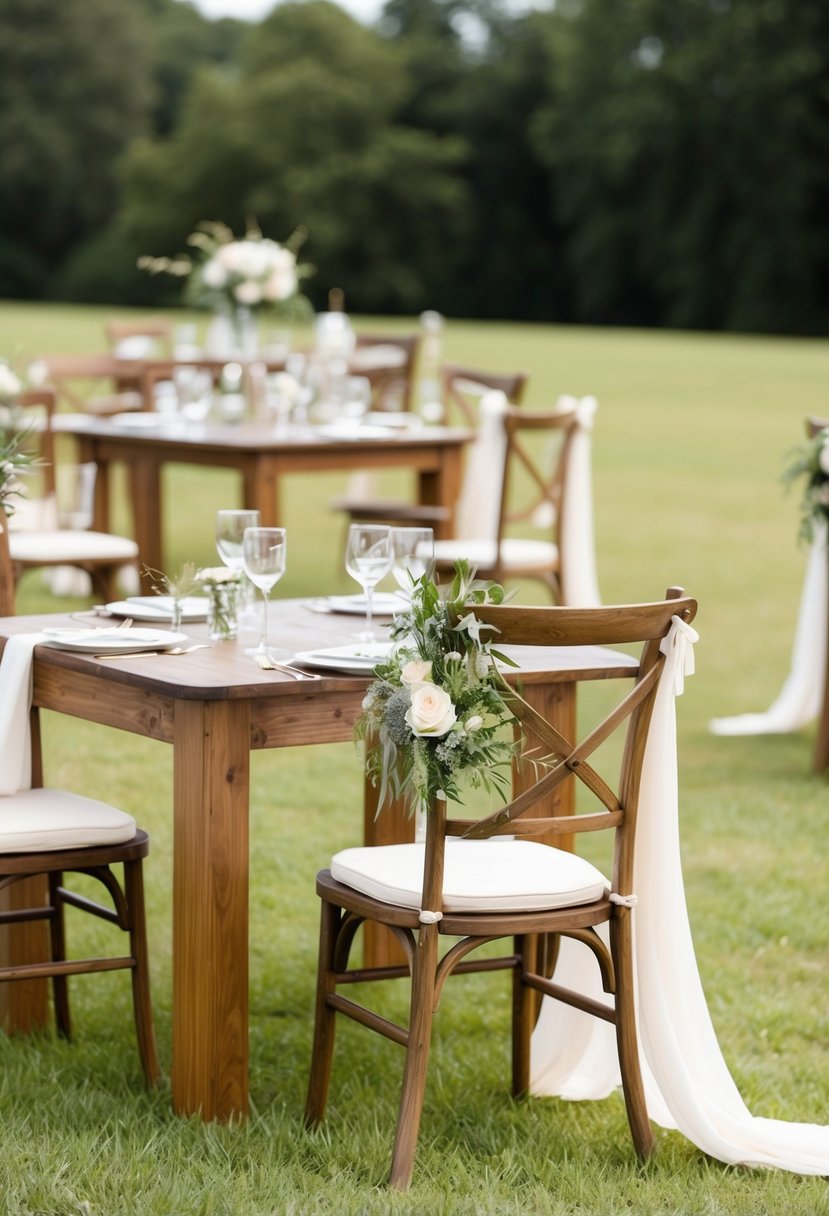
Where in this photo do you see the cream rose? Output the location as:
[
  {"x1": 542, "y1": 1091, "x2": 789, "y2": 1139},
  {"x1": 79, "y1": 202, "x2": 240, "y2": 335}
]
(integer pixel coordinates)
[
  {"x1": 401, "y1": 659, "x2": 432, "y2": 686},
  {"x1": 405, "y1": 684, "x2": 456, "y2": 737},
  {"x1": 819, "y1": 439, "x2": 829, "y2": 476}
]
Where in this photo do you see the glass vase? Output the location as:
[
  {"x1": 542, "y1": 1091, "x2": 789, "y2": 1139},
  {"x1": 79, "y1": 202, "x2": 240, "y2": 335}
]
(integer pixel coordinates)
[{"x1": 207, "y1": 582, "x2": 239, "y2": 640}]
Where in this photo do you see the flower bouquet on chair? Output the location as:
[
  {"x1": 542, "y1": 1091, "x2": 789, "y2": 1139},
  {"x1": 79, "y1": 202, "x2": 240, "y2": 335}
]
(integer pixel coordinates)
[{"x1": 356, "y1": 560, "x2": 519, "y2": 828}]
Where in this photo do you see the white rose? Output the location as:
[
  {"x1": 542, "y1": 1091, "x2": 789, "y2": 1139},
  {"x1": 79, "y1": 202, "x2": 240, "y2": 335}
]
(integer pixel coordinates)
[
  {"x1": 201, "y1": 257, "x2": 228, "y2": 289},
  {"x1": 234, "y1": 280, "x2": 263, "y2": 305},
  {"x1": 217, "y1": 241, "x2": 246, "y2": 273},
  {"x1": 819, "y1": 440, "x2": 829, "y2": 476},
  {"x1": 401, "y1": 659, "x2": 432, "y2": 686},
  {"x1": 0, "y1": 364, "x2": 21, "y2": 398},
  {"x1": 262, "y1": 265, "x2": 297, "y2": 302},
  {"x1": 405, "y1": 684, "x2": 456, "y2": 737},
  {"x1": 465, "y1": 715, "x2": 483, "y2": 732}
]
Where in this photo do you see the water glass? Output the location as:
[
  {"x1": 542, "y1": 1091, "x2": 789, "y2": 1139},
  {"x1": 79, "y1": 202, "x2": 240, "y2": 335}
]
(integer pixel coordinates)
[{"x1": 345, "y1": 524, "x2": 393, "y2": 641}]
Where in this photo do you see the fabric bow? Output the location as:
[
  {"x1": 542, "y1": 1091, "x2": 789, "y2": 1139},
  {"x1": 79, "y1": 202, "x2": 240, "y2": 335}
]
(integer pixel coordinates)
[{"x1": 659, "y1": 614, "x2": 698, "y2": 697}]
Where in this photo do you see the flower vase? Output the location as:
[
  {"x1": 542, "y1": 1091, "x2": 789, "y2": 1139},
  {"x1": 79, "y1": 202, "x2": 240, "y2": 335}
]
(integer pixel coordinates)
[
  {"x1": 171, "y1": 598, "x2": 184, "y2": 632},
  {"x1": 207, "y1": 582, "x2": 239, "y2": 640},
  {"x1": 231, "y1": 305, "x2": 259, "y2": 358}
]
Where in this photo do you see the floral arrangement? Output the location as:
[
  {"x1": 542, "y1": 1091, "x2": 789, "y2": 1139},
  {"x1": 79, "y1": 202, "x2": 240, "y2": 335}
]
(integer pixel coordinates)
[
  {"x1": 0, "y1": 360, "x2": 21, "y2": 406},
  {"x1": 357, "y1": 561, "x2": 518, "y2": 813},
  {"x1": 0, "y1": 428, "x2": 36, "y2": 520},
  {"x1": 138, "y1": 219, "x2": 314, "y2": 324},
  {"x1": 783, "y1": 427, "x2": 829, "y2": 543}
]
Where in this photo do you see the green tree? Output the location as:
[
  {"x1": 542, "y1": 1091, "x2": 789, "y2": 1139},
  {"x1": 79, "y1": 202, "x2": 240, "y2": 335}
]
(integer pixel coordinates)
[{"x1": 0, "y1": 0, "x2": 154, "y2": 298}]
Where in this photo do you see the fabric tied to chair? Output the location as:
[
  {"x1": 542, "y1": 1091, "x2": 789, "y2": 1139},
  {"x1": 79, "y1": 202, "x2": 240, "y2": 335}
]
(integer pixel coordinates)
[
  {"x1": 0, "y1": 633, "x2": 44, "y2": 795},
  {"x1": 658, "y1": 613, "x2": 698, "y2": 696},
  {"x1": 558, "y1": 395, "x2": 601, "y2": 607},
  {"x1": 530, "y1": 615, "x2": 829, "y2": 1173},
  {"x1": 452, "y1": 390, "x2": 508, "y2": 543},
  {"x1": 709, "y1": 524, "x2": 827, "y2": 735}
]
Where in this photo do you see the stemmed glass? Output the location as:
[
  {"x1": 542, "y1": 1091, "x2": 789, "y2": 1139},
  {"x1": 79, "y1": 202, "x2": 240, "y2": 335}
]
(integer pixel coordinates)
[
  {"x1": 390, "y1": 527, "x2": 435, "y2": 599},
  {"x1": 242, "y1": 526, "x2": 287, "y2": 657},
  {"x1": 216, "y1": 508, "x2": 260, "y2": 620},
  {"x1": 345, "y1": 524, "x2": 393, "y2": 642}
]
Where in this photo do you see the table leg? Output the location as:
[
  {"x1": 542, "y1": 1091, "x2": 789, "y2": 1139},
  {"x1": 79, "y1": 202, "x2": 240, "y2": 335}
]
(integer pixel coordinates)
[
  {"x1": 242, "y1": 457, "x2": 280, "y2": 528},
  {"x1": 172, "y1": 699, "x2": 251, "y2": 1121},
  {"x1": 130, "y1": 458, "x2": 163, "y2": 592},
  {"x1": 418, "y1": 447, "x2": 463, "y2": 540}
]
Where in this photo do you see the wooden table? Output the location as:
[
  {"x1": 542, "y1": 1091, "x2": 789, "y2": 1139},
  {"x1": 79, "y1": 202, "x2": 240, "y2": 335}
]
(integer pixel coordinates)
[
  {"x1": 53, "y1": 415, "x2": 471, "y2": 590},
  {"x1": 0, "y1": 604, "x2": 638, "y2": 1123}
]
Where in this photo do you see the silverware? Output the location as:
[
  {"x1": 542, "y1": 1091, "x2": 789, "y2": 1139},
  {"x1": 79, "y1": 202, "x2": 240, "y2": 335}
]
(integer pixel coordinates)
[
  {"x1": 254, "y1": 653, "x2": 321, "y2": 680},
  {"x1": 94, "y1": 644, "x2": 210, "y2": 659}
]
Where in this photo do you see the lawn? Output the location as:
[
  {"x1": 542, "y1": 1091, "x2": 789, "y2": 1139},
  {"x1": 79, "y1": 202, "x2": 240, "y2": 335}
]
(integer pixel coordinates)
[{"x1": 0, "y1": 301, "x2": 828, "y2": 1215}]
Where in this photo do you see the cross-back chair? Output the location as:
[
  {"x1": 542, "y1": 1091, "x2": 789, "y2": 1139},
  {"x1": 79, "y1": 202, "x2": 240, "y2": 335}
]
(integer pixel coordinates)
[
  {"x1": 350, "y1": 333, "x2": 421, "y2": 413},
  {"x1": 0, "y1": 642, "x2": 160, "y2": 1085},
  {"x1": 105, "y1": 317, "x2": 173, "y2": 360},
  {"x1": 29, "y1": 352, "x2": 145, "y2": 417},
  {"x1": 6, "y1": 389, "x2": 139, "y2": 601},
  {"x1": 431, "y1": 397, "x2": 588, "y2": 601},
  {"x1": 329, "y1": 363, "x2": 528, "y2": 531},
  {"x1": 305, "y1": 590, "x2": 697, "y2": 1187}
]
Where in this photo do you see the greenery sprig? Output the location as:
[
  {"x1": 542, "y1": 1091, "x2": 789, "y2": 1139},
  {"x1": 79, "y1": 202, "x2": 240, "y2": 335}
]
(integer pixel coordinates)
[
  {"x1": 356, "y1": 560, "x2": 519, "y2": 815},
  {"x1": 782, "y1": 427, "x2": 829, "y2": 544}
]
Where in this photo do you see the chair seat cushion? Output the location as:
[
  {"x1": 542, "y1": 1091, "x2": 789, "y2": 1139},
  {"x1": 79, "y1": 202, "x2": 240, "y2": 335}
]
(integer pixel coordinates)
[
  {"x1": 432, "y1": 538, "x2": 558, "y2": 571},
  {"x1": 9, "y1": 530, "x2": 138, "y2": 563},
  {"x1": 330, "y1": 839, "x2": 608, "y2": 913},
  {"x1": 0, "y1": 788, "x2": 137, "y2": 853}
]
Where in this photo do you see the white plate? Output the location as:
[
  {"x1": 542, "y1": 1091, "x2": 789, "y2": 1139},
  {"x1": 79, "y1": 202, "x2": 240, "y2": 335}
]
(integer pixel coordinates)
[
  {"x1": 324, "y1": 593, "x2": 401, "y2": 617},
  {"x1": 293, "y1": 642, "x2": 394, "y2": 675},
  {"x1": 110, "y1": 412, "x2": 164, "y2": 428},
  {"x1": 106, "y1": 596, "x2": 210, "y2": 623},
  {"x1": 41, "y1": 627, "x2": 188, "y2": 655},
  {"x1": 313, "y1": 422, "x2": 398, "y2": 441}
]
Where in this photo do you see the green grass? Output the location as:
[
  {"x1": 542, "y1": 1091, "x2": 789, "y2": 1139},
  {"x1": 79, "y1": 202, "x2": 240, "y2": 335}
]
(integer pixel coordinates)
[{"x1": 1, "y1": 302, "x2": 828, "y2": 1214}]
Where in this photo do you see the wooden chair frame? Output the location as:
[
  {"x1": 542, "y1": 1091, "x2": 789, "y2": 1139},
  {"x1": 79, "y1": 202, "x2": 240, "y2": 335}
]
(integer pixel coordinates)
[
  {"x1": 0, "y1": 707, "x2": 160, "y2": 1085},
  {"x1": 351, "y1": 333, "x2": 421, "y2": 413},
  {"x1": 305, "y1": 590, "x2": 697, "y2": 1188}
]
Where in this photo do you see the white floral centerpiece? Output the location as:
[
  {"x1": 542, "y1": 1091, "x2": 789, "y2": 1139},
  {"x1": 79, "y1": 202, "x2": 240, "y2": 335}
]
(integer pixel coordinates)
[
  {"x1": 0, "y1": 360, "x2": 36, "y2": 521},
  {"x1": 139, "y1": 220, "x2": 314, "y2": 353},
  {"x1": 783, "y1": 427, "x2": 829, "y2": 543},
  {"x1": 357, "y1": 561, "x2": 519, "y2": 815},
  {"x1": 197, "y1": 565, "x2": 242, "y2": 640}
]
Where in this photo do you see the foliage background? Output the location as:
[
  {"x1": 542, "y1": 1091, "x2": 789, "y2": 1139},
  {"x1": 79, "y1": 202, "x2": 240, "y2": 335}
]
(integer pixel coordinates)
[{"x1": 2, "y1": 0, "x2": 828, "y2": 333}]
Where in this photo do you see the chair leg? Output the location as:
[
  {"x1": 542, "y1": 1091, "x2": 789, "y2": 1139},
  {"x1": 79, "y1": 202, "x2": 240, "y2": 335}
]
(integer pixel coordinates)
[
  {"x1": 123, "y1": 858, "x2": 161, "y2": 1087},
  {"x1": 47, "y1": 871, "x2": 71, "y2": 1039},
  {"x1": 388, "y1": 923, "x2": 439, "y2": 1190},
  {"x1": 305, "y1": 897, "x2": 342, "y2": 1127},
  {"x1": 511, "y1": 934, "x2": 535, "y2": 1097},
  {"x1": 610, "y1": 913, "x2": 654, "y2": 1159}
]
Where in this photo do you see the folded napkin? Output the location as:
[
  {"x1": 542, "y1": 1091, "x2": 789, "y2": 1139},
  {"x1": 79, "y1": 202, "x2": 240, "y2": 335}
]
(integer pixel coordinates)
[{"x1": 0, "y1": 633, "x2": 46, "y2": 795}]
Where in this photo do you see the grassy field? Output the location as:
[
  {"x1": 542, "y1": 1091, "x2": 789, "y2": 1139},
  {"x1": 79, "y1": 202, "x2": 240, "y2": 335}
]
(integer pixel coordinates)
[{"x1": 0, "y1": 301, "x2": 828, "y2": 1215}]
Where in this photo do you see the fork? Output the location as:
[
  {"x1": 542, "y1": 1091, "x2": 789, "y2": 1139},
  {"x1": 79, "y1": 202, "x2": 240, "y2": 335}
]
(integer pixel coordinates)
[
  {"x1": 95, "y1": 644, "x2": 210, "y2": 659},
  {"x1": 254, "y1": 653, "x2": 321, "y2": 680}
]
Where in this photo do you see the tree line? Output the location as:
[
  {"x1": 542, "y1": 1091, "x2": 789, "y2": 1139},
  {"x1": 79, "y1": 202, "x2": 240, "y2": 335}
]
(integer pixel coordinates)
[{"x1": 1, "y1": 0, "x2": 828, "y2": 334}]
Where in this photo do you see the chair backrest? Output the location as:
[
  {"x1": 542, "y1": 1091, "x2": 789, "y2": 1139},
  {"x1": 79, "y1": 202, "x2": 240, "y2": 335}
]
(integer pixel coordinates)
[
  {"x1": 12, "y1": 388, "x2": 58, "y2": 499},
  {"x1": 416, "y1": 592, "x2": 698, "y2": 918},
  {"x1": 351, "y1": 334, "x2": 421, "y2": 411},
  {"x1": 439, "y1": 363, "x2": 528, "y2": 426},
  {"x1": 105, "y1": 318, "x2": 173, "y2": 360}
]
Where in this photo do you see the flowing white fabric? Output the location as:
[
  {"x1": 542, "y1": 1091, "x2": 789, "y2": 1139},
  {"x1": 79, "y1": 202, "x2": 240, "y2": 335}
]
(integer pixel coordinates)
[
  {"x1": 558, "y1": 395, "x2": 601, "y2": 607},
  {"x1": 530, "y1": 616, "x2": 829, "y2": 1174},
  {"x1": 0, "y1": 633, "x2": 45, "y2": 795},
  {"x1": 710, "y1": 524, "x2": 827, "y2": 735},
  {"x1": 453, "y1": 390, "x2": 508, "y2": 542}
]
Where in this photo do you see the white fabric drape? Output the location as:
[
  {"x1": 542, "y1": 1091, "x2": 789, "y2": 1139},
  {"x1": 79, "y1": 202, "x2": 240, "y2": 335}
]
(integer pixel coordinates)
[
  {"x1": 453, "y1": 390, "x2": 508, "y2": 543},
  {"x1": 0, "y1": 633, "x2": 45, "y2": 795},
  {"x1": 531, "y1": 616, "x2": 829, "y2": 1174},
  {"x1": 710, "y1": 524, "x2": 827, "y2": 736},
  {"x1": 558, "y1": 395, "x2": 601, "y2": 608}
]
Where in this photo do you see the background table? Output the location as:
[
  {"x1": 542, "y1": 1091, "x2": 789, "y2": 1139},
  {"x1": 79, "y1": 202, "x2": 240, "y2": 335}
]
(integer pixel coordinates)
[
  {"x1": 0, "y1": 603, "x2": 637, "y2": 1122},
  {"x1": 54, "y1": 416, "x2": 471, "y2": 590}
]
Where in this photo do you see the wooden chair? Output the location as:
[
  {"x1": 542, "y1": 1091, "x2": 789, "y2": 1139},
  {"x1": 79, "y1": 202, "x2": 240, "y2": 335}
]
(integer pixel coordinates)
[
  {"x1": 6, "y1": 389, "x2": 139, "y2": 601},
  {"x1": 0, "y1": 506, "x2": 14, "y2": 615},
  {"x1": 29, "y1": 352, "x2": 145, "y2": 418},
  {"x1": 350, "y1": 333, "x2": 421, "y2": 413},
  {"x1": 431, "y1": 396, "x2": 588, "y2": 601},
  {"x1": 305, "y1": 590, "x2": 697, "y2": 1187},
  {"x1": 0, "y1": 661, "x2": 160, "y2": 1085},
  {"x1": 329, "y1": 363, "x2": 528, "y2": 530},
  {"x1": 105, "y1": 317, "x2": 173, "y2": 361}
]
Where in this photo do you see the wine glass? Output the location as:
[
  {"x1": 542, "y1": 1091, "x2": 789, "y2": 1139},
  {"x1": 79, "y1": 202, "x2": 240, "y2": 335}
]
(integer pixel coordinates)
[
  {"x1": 345, "y1": 524, "x2": 393, "y2": 642},
  {"x1": 242, "y1": 526, "x2": 287, "y2": 657},
  {"x1": 390, "y1": 527, "x2": 435, "y2": 599},
  {"x1": 217, "y1": 508, "x2": 260, "y2": 621}
]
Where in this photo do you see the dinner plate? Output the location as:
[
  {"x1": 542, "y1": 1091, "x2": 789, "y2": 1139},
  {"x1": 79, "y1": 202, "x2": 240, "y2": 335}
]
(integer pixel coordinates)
[
  {"x1": 106, "y1": 596, "x2": 210, "y2": 623},
  {"x1": 41, "y1": 627, "x2": 189, "y2": 655},
  {"x1": 292, "y1": 642, "x2": 394, "y2": 675},
  {"x1": 313, "y1": 422, "x2": 399, "y2": 442},
  {"x1": 110, "y1": 412, "x2": 165, "y2": 428},
  {"x1": 324, "y1": 593, "x2": 401, "y2": 617}
]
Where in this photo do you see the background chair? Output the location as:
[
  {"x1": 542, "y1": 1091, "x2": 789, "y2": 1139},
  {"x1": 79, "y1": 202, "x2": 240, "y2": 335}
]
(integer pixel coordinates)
[
  {"x1": 0, "y1": 507, "x2": 13, "y2": 614},
  {"x1": 6, "y1": 389, "x2": 139, "y2": 601},
  {"x1": 350, "y1": 333, "x2": 421, "y2": 413},
  {"x1": 329, "y1": 362, "x2": 528, "y2": 530},
  {"x1": 305, "y1": 591, "x2": 697, "y2": 1187},
  {"x1": 430, "y1": 394, "x2": 598, "y2": 603},
  {"x1": 0, "y1": 644, "x2": 160, "y2": 1085}
]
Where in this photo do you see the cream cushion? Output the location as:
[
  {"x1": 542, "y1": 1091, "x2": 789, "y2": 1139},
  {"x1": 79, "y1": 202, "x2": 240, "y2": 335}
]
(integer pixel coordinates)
[
  {"x1": 330, "y1": 839, "x2": 608, "y2": 914},
  {"x1": 0, "y1": 788, "x2": 136, "y2": 853},
  {"x1": 432, "y1": 538, "x2": 558, "y2": 571},
  {"x1": 9, "y1": 530, "x2": 138, "y2": 563}
]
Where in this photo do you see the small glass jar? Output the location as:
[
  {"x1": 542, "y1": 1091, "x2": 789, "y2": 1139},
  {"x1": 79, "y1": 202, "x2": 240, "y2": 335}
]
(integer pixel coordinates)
[{"x1": 206, "y1": 581, "x2": 239, "y2": 640}]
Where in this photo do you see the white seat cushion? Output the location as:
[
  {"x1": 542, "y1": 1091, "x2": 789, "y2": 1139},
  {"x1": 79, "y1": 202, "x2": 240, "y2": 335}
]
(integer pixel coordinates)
[
  {"x1": 432, "y1": 538, "x2": 558, "y2": 571},
  {"x1": 0, "y1": 788, "x2": 136, "y2": 853},
  {"x1": 330, "y1": 839, "x2": 608, "y2": 914},
  {"x1": 9, "y1": 530, "x2": 138, "y2": 563}
]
